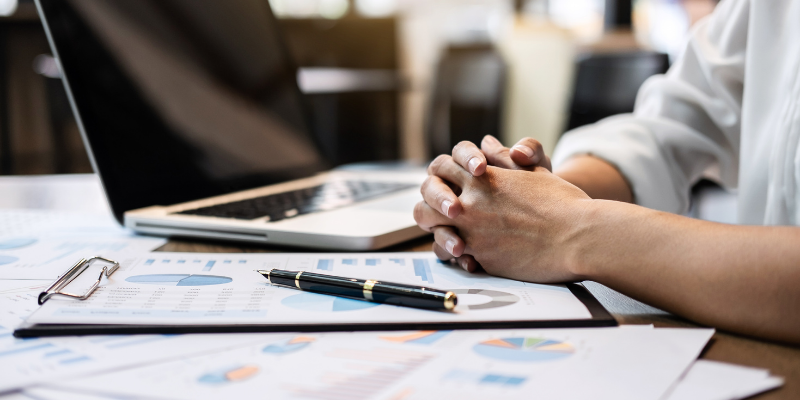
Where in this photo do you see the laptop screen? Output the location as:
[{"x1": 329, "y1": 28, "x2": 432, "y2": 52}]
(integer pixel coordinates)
[{"x1": 37, "y1": 0, "x2": 329, "y2": 222}]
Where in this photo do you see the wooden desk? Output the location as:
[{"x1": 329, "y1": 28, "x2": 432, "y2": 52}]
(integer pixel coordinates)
[
  {"x1": 160, "y1": 237, "x2": 800, "y2": 400},
  {"x1": 2, "y1": 174, "x2": 797, "y2": 398}
]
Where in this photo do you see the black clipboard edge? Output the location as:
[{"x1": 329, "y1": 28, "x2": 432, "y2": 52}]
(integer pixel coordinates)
[{"x1": 14, "y1": 283, "x2": 617, "y2": 338}]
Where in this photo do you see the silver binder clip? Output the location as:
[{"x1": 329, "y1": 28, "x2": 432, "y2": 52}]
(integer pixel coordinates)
[{"x1": 38, "y1": 256, "x2": 120, "y2": 305}]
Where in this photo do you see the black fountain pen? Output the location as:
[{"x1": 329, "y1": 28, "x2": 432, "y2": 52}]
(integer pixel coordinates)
[{"x1": 258, "y1": 269, "x2": 457, "y2": 311}]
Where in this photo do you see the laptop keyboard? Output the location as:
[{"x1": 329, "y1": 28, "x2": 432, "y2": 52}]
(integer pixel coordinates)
[{"x1": 174, "y1": 180, "x2": 417, "y2": 222}]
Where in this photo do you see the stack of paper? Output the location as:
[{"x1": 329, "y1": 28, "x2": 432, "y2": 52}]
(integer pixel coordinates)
[{"x1": 0, "y1": 210, "x2": 784, "y2": 399}]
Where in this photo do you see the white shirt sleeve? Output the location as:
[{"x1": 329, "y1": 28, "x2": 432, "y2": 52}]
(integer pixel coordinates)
[{"x1": 551, "y1": 0, "x2": 749, "y2": 214}]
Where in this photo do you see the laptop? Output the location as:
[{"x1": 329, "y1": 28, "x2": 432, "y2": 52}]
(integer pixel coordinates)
[{"x1": 36, "y1": 0, "x2": 426, "y2": 250}]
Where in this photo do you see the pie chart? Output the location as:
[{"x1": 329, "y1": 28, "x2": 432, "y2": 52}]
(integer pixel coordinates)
[
  {"x1": 198, "y1": 365, "x2": 259, "y2": 384},
  {"x1": 0, "y1": 237, "x2": 37, "y2": 250},
  {"x1": 281, "y1": 292, "x2": 380, "y2": 312},
  {"x1": 473, "y1": 337, "x2": 575, "y2": 362},
  {"x1": 262, "y1": 336, "x2": 315, "y2": 354},
  {"x1": 450, "y1": 289, "x2": 519, "y2": 310},
  {"x1": 0, "y1": 255, "x2": 19, "y2": 265},
  {"x1": 379, "y1": 331, "x2": 451, "y2": 345},
  {"x1": 125, "y1": 274, "x2": 232, "y2": 286}
]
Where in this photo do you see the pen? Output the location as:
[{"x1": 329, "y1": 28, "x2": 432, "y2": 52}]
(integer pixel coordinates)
[{"x1": 257, "y1": 269, "x2": 457, "y2": 311}]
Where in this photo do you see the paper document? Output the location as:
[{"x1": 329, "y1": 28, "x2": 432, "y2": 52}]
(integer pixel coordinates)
[
  {"x1": 0, "y1": 236, "x2": 166, "y2": 279},
  {"x1": 23, "y1": 252, "x2": 593, "y2": 328},
  {"x1": 0, "y1": 210, "x2": 166, "y2": 279},
  {"x1": 0, "y1": 280, "x2": 50, "y2": 294},
  {"x1": 38, "y1": 327, "x2": 713, "y2": 400},
  {"x1": 0, "y1": 209, "x2": 125, "y2": 237},
  {"x1": 0, "y1": 282, "x2": 261, "y2": 392},
  {"x1": 665, "y1": 359, "x2": 784, "y2": 400}
]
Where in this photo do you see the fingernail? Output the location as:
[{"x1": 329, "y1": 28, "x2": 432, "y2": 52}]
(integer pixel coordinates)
[
  {"x1": 484, "y1": 135, "x2": 500, "y2": 144},
  {"x1": 512, "y1": 145, "x2": 534, "y2": 158},
  {"x1": 460, "y1": 259, "x2": 468, "y2": 270},
  {"x1": 441, "y1": 200, "x2": 452, "y2": 217},
  {"x1": 445, "y1": 240, "x2": 456, "y2": 256},
  {"x1": 468, "y1": 157, "x2": 481, "y2": 174}
]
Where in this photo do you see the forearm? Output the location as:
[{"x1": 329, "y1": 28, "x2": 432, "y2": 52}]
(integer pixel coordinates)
[
  {"x1": 555, "y1": 156, "x2": 633, "y2": 203},
  {"x1": 572, "y1": 200, "x2": 800, "y2": 343}
]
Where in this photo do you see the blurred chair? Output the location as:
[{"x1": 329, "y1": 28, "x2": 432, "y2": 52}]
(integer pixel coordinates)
[
  {"x1": 565, "y1": 51, "x2": 669, "y2": 131},
  {"x1": 427, "y1": 44, "x2": 506, "y2": 159}
]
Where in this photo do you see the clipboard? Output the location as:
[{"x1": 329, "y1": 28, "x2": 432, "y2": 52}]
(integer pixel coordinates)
[{"x1": 14, "y1": 255, "x2": 617, "y2": 338}]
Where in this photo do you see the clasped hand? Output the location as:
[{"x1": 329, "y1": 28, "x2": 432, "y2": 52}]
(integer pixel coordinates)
[{"x1": 414, "y1": 135, "x2": 592, "y2": 283}]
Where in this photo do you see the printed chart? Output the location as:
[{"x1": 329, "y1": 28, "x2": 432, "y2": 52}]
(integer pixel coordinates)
[
  {"x1": 0, "y1": 235, "x2": 165, "y2": 279},
  {"x1": 198, "y1": 365, "x2": 260, "y2": 385},
  {"x1": 126, "y1": 274, "x2": 233, "y2": 286},
  {"x1": 0, "y1": 237, "x2": 38, "y2": 250},
  {"x1": 262, "y1": 336, "x2": 315, "y2": 354},
  {"x1": 379, "y1": 331, "x2": 451, "y2": 346},
  {"x1": 473, "y1": 337, "x2": 575, "y2": 362},
  {"x1": 281, "y1": 292, "x2": 380, "y2": 312},
  {"x1": 25, "y1": 252, "x2": 594, "y2": 326},
  {"x1": 443, "y1": 369, "x2": 528, "y2": 387},
  {"x1": 0, "y1": 255, "x2": 19, "y2": 265},
  {"x1": 450, "y1": 289, "x2": 520, "y2": 310}
]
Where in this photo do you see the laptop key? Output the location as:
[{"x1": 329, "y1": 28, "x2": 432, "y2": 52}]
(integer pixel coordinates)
[{"x1": 174, "y1": 181, "x2": 416, "y2": 221}]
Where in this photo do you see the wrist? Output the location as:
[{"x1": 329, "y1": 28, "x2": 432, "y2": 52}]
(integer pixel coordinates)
[{"x1": 564, "y1": 199, "x2": 611, "y2": 281}]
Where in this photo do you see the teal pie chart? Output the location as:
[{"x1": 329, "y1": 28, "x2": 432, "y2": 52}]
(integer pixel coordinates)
[
  {"x1": 125, "y1": 274, "x2": 232, "y2": 286},
  {"x1": 281, "y1": 292, "x2": 380, "y2": 312},
  {"x1": 0, "y1": 255, "x2": 19, "y2": 265},
  {"x1": 0, "y1": 237, "x2": 37, "y2": 250}
]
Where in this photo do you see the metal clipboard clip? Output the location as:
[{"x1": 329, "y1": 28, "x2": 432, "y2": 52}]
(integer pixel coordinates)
[{"x1": 38, "y1": 256, "x2": 120, "y2": 305}]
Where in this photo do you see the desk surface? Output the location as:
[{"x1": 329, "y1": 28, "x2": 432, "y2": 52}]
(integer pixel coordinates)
[{"x1": 3, "y1": 174, "x2": 799, "y2": 399}]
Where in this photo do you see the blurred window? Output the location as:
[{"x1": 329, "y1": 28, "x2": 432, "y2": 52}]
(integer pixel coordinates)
[
  {"x1": 634, "y1": 0, "x2": 717, "y2": 60},
  {"x1": 0, "y1": 0, "x2": 17, "y2": 16},
  {"x1": 355, "y1": 0, "x2": 398, "y2": 17},
  {"x1": 269, "y1": 0, "x2": 350, "y2": 19}
]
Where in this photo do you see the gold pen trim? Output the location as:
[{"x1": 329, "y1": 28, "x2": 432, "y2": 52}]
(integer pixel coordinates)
[
  {"x1": 443, "y1": 291, "x2": 457, "y2": 310},
  {"x1": 257, "y1": 270, "x2": 272, "y2": 284},
  {"x1": 363, "y1": 279, "x2": 378, "y2": 301},
  {"x1": 295, "y1": 271, "x2": 303, "y2": 289}
]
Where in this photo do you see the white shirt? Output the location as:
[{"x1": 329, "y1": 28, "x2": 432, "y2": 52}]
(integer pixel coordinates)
[{"x1": 552, "y1": 0, "x2": 800, "y2": 226}]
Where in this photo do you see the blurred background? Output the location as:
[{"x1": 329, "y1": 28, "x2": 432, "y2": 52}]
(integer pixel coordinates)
[{"x1": 0, "y1": 0, "x2": 717, "y2": 176}]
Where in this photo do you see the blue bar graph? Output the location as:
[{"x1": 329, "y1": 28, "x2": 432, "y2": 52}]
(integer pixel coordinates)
[
  {"x1": 480, "y1": 374, "x2": 527, "y2": 386},
  {"x1": 342, "y1": 259, "x2": 357, "y2": 266},
  {"x1": 365, "y1": 259, "x2": 380, "y2": 266},
  {"x1": 389, "y1": 258, "x2": 405, "y2": 266},
  {"x1": 59, "y1": 356, "x2": 92, "y2": 365},
  {"x1": 444, "y1": 370, "x2": 527, "y2": 387},
  {"x1": 203, "y1": 261, "x2": 216, "y2": 271},
  {"x1": 0, "y1": 343, "x2": 55, "y2": 358},
  {"x1": 317, "y1": 259, "x2": 333, "y2": 271},
  {"x1": 413, "y1": 259, "x2": 434, "y2": 284},
  {"x1": 44, "y1": 349, "x2": 72, "y2": 358},
  {"x1": 144, "y1": 259, "x2": 154, "y2": 265}
]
